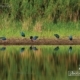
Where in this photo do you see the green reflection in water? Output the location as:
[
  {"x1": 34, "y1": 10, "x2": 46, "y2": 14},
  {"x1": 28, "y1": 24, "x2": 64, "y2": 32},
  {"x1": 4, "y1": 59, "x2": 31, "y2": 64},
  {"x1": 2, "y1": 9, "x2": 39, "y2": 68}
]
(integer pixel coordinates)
[{"x1": 0, "y1": 45, "x2": 80, "y2": 80}]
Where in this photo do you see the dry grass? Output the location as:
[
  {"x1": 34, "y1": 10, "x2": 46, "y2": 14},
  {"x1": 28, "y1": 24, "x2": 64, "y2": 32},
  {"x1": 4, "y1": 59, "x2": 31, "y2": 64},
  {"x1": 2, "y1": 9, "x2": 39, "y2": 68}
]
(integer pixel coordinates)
[
  {"x1": 22, "y1": 18, "x2": 32, "y2": 30},
  {"x1": 33, "y1": 21, "x2": 42, "y2": 32},
  {"x1": 20, "y1": 51, "x2": 31, "y2": 58},
  {"x1": 33, "y1": 48, "x2": 42, "y2": 58}
]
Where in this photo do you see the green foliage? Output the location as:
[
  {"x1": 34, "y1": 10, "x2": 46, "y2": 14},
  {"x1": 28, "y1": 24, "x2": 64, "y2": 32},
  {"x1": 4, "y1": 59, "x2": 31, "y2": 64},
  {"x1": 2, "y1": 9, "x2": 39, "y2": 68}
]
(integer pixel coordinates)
[
  {"x1": 0, "y1": 0, "x2": 80, "y2": 22},
  {"x1": 0, "y1": 21, "x2": 80, "y2": 38},
  {"x1": 0, "y1": 0, "x2": 80, "y2": 38}
]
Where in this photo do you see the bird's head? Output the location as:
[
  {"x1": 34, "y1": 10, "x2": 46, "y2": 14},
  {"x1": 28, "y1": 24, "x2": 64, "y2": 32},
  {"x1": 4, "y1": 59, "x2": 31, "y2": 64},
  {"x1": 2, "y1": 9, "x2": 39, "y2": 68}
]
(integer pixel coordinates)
[{"x1": 30, "y1": 36, "x2": 33, "y2": 39}]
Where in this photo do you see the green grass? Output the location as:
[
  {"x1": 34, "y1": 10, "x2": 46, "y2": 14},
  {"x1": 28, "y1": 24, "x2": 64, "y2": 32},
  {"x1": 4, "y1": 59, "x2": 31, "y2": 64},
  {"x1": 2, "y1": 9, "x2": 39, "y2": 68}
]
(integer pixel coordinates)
[
  {"x1": 0, "y1": 0, "x2": 80, "y2": 22},
  {"x1": 0, "y1": 0, "x2": 80, "y2": 39},
  {"x1": 0, "y1": 0, "x2": 80, "y2": 38},
  {"x1": 0, "y1": 21, "x2": 80, "y2": 38}
]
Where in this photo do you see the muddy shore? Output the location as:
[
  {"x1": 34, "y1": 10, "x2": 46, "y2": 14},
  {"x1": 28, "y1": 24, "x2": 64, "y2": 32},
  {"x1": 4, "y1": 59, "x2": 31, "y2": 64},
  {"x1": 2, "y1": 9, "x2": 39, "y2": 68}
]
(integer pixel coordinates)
[{"x1": 0, "y1": 38, "x2": 80, "y2": 45}]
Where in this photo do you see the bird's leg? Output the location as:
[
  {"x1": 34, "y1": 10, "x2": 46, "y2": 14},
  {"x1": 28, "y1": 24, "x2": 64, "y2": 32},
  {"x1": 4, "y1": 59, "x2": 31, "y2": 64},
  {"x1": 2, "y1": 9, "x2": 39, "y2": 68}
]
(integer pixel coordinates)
[
  {"x1": 22, "y1": 37, "x2": 24, "y2": 40},
  {"x1": 31, "y1": 39, "x2": 33, "y2": 42}
]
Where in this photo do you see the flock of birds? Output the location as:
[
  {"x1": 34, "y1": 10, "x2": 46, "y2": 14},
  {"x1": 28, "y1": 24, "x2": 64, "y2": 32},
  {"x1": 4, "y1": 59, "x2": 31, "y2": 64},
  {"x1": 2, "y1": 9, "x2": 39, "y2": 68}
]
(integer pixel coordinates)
[
  {"x1": 0, "y1": 32, "x2": 73, "y2": 41},
  {"x1": 0, "y1": 32, "x2": 73, "y2": 53},
  {"x1": 54, "y1": 34, "x2": 73, "y2": 40},
  {"x1": 20, "y1": 32, "x2": 38, "y2": 41},
  {"x1": 20, "y1": 32, "x2": 73, "y2": 41}
]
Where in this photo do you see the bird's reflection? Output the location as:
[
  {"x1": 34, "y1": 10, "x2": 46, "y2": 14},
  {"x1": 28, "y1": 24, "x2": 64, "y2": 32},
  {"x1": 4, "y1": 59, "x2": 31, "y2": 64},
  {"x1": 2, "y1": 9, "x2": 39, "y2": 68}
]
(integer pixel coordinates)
[
  {"x1": 54, "y1": 46, "x2": 59, "y2": 51},
  {"x1": 20, "y1": 47, "x2": 25, "y2": 53},
  {"x1": 0, "y1": 47, "x2": 6, "y2": 51},
  {"x1": 29, "y1": 46, "x2": 38, "y2": 51},
  {"x1": 68, "y1": 46, "x2": 72, "y2": 53}
]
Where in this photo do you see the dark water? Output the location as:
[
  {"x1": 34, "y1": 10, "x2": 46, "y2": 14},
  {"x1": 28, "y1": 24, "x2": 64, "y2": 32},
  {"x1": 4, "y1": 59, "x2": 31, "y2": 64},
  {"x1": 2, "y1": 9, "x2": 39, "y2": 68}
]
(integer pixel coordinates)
[{"x1": 0, "y1": 45, "x2": 80, "y2": 80}]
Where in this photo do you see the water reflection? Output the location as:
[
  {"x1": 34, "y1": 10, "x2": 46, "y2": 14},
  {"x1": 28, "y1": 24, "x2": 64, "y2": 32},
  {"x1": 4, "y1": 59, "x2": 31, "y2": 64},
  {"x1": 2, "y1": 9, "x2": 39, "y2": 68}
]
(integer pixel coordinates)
[
  {"x1": 29, "y1": 46, "x2": 38, "y2": 51},
  {"x1": 20, "y1": 47, "x2": 25, "y2": 53},
  {"x1": 54, "y1": 46, "x2": 59, "y2": 51},
  {"x1": 0, "y1": 45, "x2": 80, "y2": 80},
  {"x1": 69, "y1": 46, "x2": 72, "y2": 53},
  {"x1": 0, "y1": 46, "x2": 6, "y2": 51}
]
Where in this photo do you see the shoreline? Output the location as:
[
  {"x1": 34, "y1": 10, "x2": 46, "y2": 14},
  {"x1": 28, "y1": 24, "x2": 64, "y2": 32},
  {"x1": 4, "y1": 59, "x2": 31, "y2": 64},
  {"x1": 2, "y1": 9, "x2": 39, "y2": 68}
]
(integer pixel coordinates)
[{"x1": 0, "y1": 38, "x2": 80, "y2": 45}]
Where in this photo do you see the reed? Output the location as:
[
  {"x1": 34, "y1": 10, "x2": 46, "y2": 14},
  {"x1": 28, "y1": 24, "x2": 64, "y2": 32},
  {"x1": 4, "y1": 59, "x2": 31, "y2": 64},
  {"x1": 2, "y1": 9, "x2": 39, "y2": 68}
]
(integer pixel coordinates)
[{"x1": 0, "y1": 0, "x2": 80, "y2": 22}]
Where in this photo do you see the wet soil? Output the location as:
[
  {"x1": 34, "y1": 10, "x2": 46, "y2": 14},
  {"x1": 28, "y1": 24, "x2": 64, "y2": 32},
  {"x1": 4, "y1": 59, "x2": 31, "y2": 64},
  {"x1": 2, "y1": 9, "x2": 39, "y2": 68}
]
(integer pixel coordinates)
[{"x1": 0, "y1": 38, "x2": 80, "y2": 45}]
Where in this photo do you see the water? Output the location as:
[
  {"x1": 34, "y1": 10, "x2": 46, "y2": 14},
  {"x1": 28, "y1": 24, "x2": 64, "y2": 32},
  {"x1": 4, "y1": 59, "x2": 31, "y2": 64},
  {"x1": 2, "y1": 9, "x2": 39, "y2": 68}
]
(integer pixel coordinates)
[{"x1": 0, "y1": 45, "x2": 80, "y2": 80}]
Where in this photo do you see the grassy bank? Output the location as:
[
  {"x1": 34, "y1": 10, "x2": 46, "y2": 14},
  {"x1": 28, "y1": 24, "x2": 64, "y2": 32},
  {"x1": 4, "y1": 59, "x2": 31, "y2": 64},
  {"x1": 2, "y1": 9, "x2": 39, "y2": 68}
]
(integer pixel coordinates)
[
  {"x1": 0, "y1": 0, "x2": 80, "y2": 38},
  {"x1": 0, "y1": 20, "x2": 80, "y2": 38}
]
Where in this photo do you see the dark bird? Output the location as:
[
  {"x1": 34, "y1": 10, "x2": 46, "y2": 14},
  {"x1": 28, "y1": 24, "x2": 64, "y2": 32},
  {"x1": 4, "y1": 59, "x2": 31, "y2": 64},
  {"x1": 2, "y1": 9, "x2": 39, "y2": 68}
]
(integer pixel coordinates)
[
  {"x1": 0, "y1": 47, "x2": 6, "y2": 51},
  {"x1": 30, "y1": 36, "x2": 38, "y2": 41},
  {"x1": 69, "y1": 46, "x2": 72, "y2": 53},
  {"x1": 29, "y1": 46, "x2": 38, "y2": 51},
  {"x1": 20, "y1": 32, "x2": 25, "y2": 37},
  {"x1": 69, "y1": 36, "x2": 73, "y2": 40},
  {"x1": 0, "y1": 37, "x2": 6, "y2": 40},
  {"x1": 54, "y1": 46, "x2": 59, "y2": 51},
  {"x1": 30, "y1": 36, "x2": 33, "y2": 41},
  {"x1": 20, "y1": 47, "x2": 25, "y2": 53},
  {"x1": 54, "y1": 34, "x2": 59, "y2": 39}
]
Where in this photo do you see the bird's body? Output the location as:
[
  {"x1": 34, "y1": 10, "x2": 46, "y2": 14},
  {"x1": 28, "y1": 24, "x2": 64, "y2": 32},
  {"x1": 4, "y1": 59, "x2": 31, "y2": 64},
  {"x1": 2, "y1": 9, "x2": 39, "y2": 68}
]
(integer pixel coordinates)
[
  {"x1": 21, "y1": 32, "x2": 25, "y2": 37},
  {"x1": 54, "y1": 34, "x2": 59, "y2": 39},
  {"x1": 54, "y1": 46, "x2": 59, "y2": 51},
  {"x1": 69, "y1": 36, "x2": 72, "y2": 40},
  {"x1": 33, "y1": 36, "x2": 38, "y2": 40},
  {"x1": 30, "y1": 36, "x2": 38, "y2": 41},
  {"x1": 0, "y1": 37, "x2": 6, "y2": 40}
]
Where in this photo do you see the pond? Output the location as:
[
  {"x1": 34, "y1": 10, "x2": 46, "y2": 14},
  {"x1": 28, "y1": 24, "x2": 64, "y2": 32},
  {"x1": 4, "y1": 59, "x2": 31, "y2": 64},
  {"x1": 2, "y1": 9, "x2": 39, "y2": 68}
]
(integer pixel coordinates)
[{"x1": 0, "y1": 45, "x2": 80, "y2": 80}]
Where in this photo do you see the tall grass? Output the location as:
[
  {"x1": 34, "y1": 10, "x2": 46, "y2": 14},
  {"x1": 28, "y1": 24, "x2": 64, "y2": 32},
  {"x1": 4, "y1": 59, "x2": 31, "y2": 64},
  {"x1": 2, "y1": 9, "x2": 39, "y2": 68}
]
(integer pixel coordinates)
[
  {"x1": 0, "y1": 0, "x2": 80, "y2": 22},
  {"x1": 0, "y1": 0, "x2": 80, "y2": 38}
]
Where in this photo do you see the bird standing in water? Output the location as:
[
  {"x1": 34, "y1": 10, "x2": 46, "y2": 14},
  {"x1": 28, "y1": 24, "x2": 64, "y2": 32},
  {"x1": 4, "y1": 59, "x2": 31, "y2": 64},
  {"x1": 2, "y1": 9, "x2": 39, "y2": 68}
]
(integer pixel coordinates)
[
  {"x1": 69, "y1": 36, "x2": 73, "y2": 40},
  {"x1": 54, "y1": 34, "x2": 59, "y2": 39},
  {"x1": 0, "y1": 37, "x2": 6, "y2": 40},
  {"x1": 30, "y1": 36, "x2": 38, "y2": 41},
  {"x1": 20, "y1": 32, "x2": 25, "y2": 37}
]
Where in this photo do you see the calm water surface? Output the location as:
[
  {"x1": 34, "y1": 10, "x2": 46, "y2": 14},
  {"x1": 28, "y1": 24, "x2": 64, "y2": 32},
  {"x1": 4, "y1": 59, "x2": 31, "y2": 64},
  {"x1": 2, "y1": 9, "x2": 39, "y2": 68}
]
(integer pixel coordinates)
[{"x1": 0, "y1": 45, "x2": 80, "y2": 80}]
